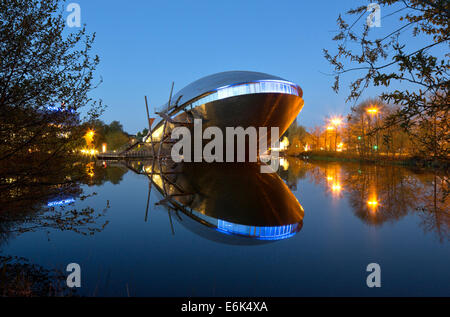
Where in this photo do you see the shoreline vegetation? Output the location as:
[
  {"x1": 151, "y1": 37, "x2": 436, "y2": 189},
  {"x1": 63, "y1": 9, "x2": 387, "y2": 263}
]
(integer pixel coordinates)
[
  {"x1": 287, "y1": 151, "x2": 449, "y2": 170},
  {"x1": 281, "y1": 98, "x2": 448, "y2": 171}
]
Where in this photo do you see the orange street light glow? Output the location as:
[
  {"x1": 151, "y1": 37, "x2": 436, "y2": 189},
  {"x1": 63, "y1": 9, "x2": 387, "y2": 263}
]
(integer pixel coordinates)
[
  {"x1": 280, "y1": 157, "x2": 289, "y2": 170},
  {"x1": 330, "y1": 117, "x2": 343, "y2": 126},
  {"x1": 80, "y1": 148, "x2": 98, "y2": 156},
  {"x1": 367, "y1": 107, "x2": 378, "y2": 115},
  {"x1": 367, "y1": 199, "x2": 379, "y2": 208},
  {"x1": 331, "y1": 183, "x2": 342, "y2": 192},
  {"x1": 85, "y1": 130, "x2": 95, "y2": 139},
  {"x1": 279, "y1": 136, "x2": 289, "y2": 151},
  {"x1": 84, "y1": 129, "x2": 95, "y2": 146}
]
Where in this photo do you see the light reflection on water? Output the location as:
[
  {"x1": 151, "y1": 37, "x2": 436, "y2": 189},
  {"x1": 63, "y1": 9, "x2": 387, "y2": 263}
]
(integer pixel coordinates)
[{"x1": 0, "y1": 158, "x2": 449, "y2": 296}]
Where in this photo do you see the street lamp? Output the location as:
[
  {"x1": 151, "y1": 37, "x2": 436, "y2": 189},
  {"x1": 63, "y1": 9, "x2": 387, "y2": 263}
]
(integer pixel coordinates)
[
  {"x1": 330, "y1": 117, "x2": 343, "y2": 151},
  {"x1": 84, "y1": 129, "x2": 95, "y2": 147},
  {"x1": 325, "y1": 125, "x2": 335, "y2": 151},
  {"x1": 366, "y1": 107, "x2": 379, "y2": 154},
  {"x1": 367, "y1": 107, "x2": 378, "y2": 115},
  {"x1": 331, "y1": 117, "x2": 343, "y2": 126}
]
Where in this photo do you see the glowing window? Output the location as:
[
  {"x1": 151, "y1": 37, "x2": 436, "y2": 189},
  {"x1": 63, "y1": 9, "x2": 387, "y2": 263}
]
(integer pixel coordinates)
[{"x1": 189, "y1": 80, "x2": 299, "y2": 109}]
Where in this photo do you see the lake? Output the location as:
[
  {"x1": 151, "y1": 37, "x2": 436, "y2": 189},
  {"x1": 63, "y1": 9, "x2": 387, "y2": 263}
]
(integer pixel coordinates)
[{"x1": 1, "y1": 158, "x2": 448, "y2": 296}]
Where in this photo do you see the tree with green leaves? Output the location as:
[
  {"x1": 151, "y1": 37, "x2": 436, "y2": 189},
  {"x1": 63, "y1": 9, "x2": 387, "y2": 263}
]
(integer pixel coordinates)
[
  {"x1": 0, "y1": 0, "x2": 104, "y2": 154},
  {"x1": 0, "y1": 0, "x2": 103, "y2": 206},
  {"x1": 324, "y1": 0, "x2": 449, "y2": 159},
  {"x1": 136, "y1": 128, "x2": 149, "y2": 142},
  {"x1": 81, "y1": 119, "x2": 130, "y2": 151}
]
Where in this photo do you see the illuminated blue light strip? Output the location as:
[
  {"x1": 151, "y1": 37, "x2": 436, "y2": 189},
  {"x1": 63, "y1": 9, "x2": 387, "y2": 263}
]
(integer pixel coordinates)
[
  {"x1": 188, "y1": 80, "x2": 300, "y2": 109},
  {"x1": 47, "y1": 198, "x2": 75, "y2": 207},
  {"x1": 189, "y1": 210, "x2": 299, "y2": 240},
  {"x1": 46, "y1": 105, "x2": 76, "y2": 113},
  {"x1": 217, "y1": 220, "x2": 298, "y2": 241}
]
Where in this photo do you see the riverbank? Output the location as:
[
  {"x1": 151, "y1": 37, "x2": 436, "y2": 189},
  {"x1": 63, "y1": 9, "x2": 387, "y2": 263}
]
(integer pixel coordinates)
[{"x1": 288, "y1": 151, "x2": 449, "y2": 170}]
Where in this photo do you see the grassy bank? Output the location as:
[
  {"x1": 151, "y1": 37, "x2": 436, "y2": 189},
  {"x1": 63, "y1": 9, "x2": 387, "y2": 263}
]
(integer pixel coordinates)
[{"x1": 288, "y1": 151, "x2": 449, "y2": 170}]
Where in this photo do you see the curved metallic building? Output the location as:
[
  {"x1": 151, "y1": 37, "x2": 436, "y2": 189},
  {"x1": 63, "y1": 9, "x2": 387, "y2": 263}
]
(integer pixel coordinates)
[{"x1": 148, "y1": 71, "x2": 304, "y2": 142}]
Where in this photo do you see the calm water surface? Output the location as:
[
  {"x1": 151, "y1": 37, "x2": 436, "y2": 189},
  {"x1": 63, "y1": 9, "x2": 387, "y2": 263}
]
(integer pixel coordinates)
[{"x1": 1, "y1": 159, "x2": 449, "y2": 296}]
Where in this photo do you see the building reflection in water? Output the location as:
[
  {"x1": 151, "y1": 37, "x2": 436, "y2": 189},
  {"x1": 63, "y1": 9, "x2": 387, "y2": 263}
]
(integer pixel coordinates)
[{"x1": 128, "y1": 161, "x2": 304, "y2": 243}]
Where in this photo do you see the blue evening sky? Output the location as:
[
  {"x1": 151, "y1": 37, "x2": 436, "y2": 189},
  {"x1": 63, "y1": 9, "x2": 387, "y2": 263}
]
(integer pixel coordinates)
[{"x1": 69, "y1": 0, "x2": 430, "y2": 134}]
